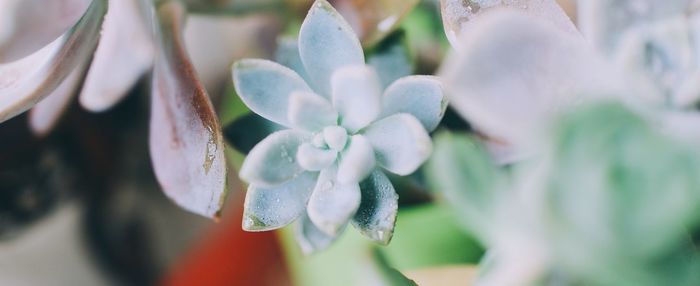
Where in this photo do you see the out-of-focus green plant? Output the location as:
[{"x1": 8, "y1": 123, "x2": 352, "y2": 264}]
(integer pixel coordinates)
[{"x1": 428, "y1": 102, "x2": 700, "y2": 286}]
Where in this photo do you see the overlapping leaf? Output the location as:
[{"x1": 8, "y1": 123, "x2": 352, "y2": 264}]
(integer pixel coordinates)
[
  {"x1": 150, "y1": 1, "x2": 227, "y2": 218},
  {"x1": 0, "y1": 0, "x2": 91, "y2": 62},
  {"x1": 331, "y1": 0, "x2": 420, "y2": 46},
  {"x1": 0, "y1": 0, "x2": 107, "y2": 123},
  {"x1": 439, "y1": 0, "x2": 578, "y2": 47}
]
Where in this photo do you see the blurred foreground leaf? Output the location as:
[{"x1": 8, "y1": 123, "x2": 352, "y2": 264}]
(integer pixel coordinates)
[
  {"x1": 0, "y1": 0, "x2": 106, "y2": 123},
  {"x1": 426, "y1": 132, "x2": 504, "y2": 243},
  {"x1": 0, "y1": 0, "x2": 91, "y2": 62},
  {"x1": 433, "y1": 102, "x2": 700, "y2": 285},
  {"x1": 439, "y1": 0, "x2": 577, "y2": 47}
]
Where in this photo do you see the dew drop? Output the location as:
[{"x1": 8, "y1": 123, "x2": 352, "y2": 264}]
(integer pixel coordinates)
[
  {"x1": 244, "y1": 216, "x2": 255, "y2": 228},
  {"x1": 462, "y1": 0, "x2": 481, "y2": 14},
  {"x1": 376, "y1": 230, "x2": 385, "y2": 241},
  {"x1": 280, "y1": 146, "x2": 295, "y2": 163}
]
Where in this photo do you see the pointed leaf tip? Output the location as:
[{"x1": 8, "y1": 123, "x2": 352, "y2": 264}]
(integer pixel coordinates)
[
  {"x1": 233, "y1": 59, "x2": 312, "y2": 127},
  {"x1": 243, "y1": 172, "x2": 318, "y2": 232},
  {"x1": 353, "y1": 170, "x2": 398, "y2": 245},
  {"x1": 307, "y1": 166, "x2": 362, "y2": 236},
  {"x1": 299, "y1": 0, "x2": 364, "y2": 97}
]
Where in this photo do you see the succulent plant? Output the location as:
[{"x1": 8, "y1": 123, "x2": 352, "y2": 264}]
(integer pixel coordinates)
[{"x1": 232, "y1": 0, "x2": 446, "y2": 253}]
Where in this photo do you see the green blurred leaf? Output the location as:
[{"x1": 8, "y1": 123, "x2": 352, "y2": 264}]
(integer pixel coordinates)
[
  {"x1": 538, "y1": 102, "x2": 700, "y2": 285},
  {"x1": 223, "y1": 113, "x2": 285, "y2": 155},
  {"x1": 371, "y1": 248, "x2": 418, "y2": 286},
  {"x1": 426, "y1": 131, "x2": 504, "y2": 243},
  {"x1": 367, "y1": 30, "x2": 413, "y2": 88},
  {"x1": 280, "y1": 204, "x2": 483, "y2": 286}
]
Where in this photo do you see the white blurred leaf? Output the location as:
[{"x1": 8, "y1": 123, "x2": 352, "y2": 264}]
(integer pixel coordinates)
[
  {"x1": 28, "y1": 64, "x2": 85, "y2": 136},
  {"x1": 80, "y1": 0, "x2": 154, "y2": 112},
  {"x1": 0, "y1": 0, "x2": 91, "y2": 63},
  {"x1": 0, "y1": 0, "x2": 106, "y2": 123},
  {"x1": 440, "y1": 0, "x2": 578, "y2": 47},
  {"x1": 439, "y1": 11, "x2": 627, "y2": 155}
]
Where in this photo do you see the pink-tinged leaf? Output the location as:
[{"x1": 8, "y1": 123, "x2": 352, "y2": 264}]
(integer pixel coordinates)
[
  {"x1": 0, "y1": 0, "x2": 91, "y2": 63},
  {"x1": 330, "y1": 0, "x2": 420, "y2": 47},
  {"x1": 150, "y1": 1, "x2": 228, "y2": 219},
  {"x1": 0, "y1": 0, "x2": 107, "y2": 123},
  {"x1": 28, "y1": 64, "x2": 85, "y2": 137},
  {"x1": 80, "y1": 0, "x2": 155, "y2": 112},
  {"x1": 439, "y1": 0, "x2": 579, "y2": 47},
  {"x1": 439, "y1": 11, "x2": 630, "y2": 162}
]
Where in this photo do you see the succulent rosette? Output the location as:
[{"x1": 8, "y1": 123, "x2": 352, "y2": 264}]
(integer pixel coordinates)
[{"x1": 232, "y1": 0, "x2": 446, "y2": 253}]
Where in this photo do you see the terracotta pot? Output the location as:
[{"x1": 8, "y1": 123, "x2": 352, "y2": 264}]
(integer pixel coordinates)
[{"x1": 160, "y1": 192, "x2": 291, "y2": 286}]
